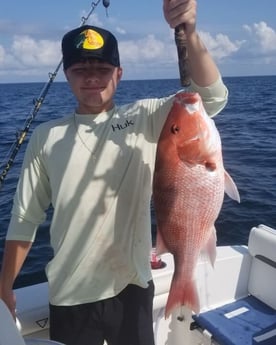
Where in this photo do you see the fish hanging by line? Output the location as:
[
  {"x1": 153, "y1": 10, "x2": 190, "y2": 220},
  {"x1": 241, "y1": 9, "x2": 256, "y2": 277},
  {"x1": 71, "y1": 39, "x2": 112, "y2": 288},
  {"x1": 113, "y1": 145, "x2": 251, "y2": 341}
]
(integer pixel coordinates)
[{"x1": 152, "y1": 92, "x2": 240, "y2": 318}]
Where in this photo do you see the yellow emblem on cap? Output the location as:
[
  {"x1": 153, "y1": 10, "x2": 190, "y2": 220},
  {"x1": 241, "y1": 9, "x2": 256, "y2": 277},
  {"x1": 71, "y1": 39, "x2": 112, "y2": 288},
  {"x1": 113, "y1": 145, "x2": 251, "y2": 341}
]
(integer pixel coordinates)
[{"x1": 81, "y1": 29, "x2": 104, "y2": 50}]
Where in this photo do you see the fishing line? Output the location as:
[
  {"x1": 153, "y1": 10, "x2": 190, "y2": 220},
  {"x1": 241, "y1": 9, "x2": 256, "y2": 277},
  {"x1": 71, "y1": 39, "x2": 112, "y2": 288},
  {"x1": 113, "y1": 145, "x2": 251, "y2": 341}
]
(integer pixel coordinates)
[{"x1": 0, "y1": 0, "x2": 110, "y2": 190}]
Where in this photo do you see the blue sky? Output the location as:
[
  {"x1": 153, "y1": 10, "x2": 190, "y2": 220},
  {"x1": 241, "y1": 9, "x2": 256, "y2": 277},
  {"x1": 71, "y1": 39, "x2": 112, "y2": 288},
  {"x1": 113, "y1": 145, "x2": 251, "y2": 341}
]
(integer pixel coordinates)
[{"x1": 0, "y1": 0, "x2": 276, "y2": 83}]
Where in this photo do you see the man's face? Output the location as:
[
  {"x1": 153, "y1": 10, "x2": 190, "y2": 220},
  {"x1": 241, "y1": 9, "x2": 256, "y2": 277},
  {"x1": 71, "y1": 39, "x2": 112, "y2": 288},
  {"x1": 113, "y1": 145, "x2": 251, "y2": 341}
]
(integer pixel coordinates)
[{"x1": 65, "y1": 59, "x2": 123, "y2": 114}]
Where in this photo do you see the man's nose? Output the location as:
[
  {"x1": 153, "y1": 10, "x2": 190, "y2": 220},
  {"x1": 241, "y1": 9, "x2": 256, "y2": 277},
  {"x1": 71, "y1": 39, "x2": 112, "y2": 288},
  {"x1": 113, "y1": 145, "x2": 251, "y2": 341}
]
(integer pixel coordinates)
[{"x1": 85, "y1": 70, "x2": 100, "y2": 82}]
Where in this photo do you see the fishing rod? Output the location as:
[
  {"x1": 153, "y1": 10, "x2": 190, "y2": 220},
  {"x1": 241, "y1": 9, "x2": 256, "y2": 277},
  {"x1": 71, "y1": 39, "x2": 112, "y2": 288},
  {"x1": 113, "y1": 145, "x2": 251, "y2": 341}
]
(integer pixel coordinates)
[
  {"x1": 174, "y1": 24, "x2": 190, "y2": 87},
  {"x1": 0, "y1": 0, "x2": 110, "y2": 190}
]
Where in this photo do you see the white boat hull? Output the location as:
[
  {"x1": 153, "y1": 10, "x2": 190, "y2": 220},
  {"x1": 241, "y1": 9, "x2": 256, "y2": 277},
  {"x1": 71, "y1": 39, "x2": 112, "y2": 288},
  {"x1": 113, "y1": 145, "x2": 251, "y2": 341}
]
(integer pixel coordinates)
[{"x1": 14, "y1": 244, "x2": 251, "y2": 344}]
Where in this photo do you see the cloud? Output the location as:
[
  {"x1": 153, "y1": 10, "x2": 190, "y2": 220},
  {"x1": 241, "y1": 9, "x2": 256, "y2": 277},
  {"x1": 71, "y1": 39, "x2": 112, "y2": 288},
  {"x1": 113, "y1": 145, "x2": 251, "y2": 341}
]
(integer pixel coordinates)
[
  {"x1": 0, "y1": 45, "x2": 5, "y2": 64},
  {"x1": 116, "y1": 27, "x2": 126, "y2": 35},
  {"x1": 199, "y1": 32, "x2": 243, "y2": 60},
  {"x1": 0, "y1": 35, "x2": 61, "y2": 75},
  {"x1": 11, "y1": 35, "x2": 60, "y2": 67},
  {"x1": 0, "y1": 29, "x2": 243, "y2": 81},
  {"x1": 120, "y1": 34, "x2": 167, "y2": 62},
  {"x1": 243, "y1": 21, "x2": 276, "y2": 54},
  {"x1": 0, "y1": 20, "x2": 275, "y2": 82},
  {"x1": 233, "y1": 21, "x2": 276, "y2": 71},
  {"x1": 119, "y1": 29, "x2": 245, "y2": 72},
  {"x1": 0, "y1": 35, "x2": 61, "y2": 81}
]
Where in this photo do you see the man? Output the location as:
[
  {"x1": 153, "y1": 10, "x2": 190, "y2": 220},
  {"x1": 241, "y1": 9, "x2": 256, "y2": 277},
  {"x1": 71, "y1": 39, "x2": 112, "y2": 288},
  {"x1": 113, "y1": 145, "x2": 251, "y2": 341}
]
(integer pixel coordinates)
[{"x1": 0, "y1": 1, "x2": 228, "y2": 344}]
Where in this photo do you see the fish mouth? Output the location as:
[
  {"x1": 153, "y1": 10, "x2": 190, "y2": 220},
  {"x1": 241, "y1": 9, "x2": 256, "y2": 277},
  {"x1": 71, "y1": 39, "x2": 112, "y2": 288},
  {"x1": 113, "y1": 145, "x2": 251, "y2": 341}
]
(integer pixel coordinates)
[{"x1": 175, "y1": 96, "x2": 201, "y2": 114}]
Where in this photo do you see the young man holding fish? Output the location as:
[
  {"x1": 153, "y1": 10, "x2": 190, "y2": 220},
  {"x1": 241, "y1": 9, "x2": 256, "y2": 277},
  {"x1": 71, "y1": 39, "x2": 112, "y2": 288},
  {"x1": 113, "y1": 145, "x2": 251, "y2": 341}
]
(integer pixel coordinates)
[{"x1": 0, "y1": 1, "x2": 229, "y2": 344}]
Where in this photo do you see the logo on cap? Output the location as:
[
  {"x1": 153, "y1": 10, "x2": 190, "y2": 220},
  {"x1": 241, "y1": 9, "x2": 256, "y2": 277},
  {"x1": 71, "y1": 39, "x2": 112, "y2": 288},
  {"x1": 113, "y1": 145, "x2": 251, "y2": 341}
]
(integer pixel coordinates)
[{"x1": 75, "y1": 29, "x2": 104, "y2": 50}]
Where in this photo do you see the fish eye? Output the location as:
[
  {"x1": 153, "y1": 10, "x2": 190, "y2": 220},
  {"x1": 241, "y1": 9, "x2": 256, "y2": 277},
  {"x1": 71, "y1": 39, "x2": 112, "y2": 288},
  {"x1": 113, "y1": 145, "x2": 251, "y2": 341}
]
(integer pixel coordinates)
[
  {"x1": 205, "y1": 162, "x2": 216, "y2": 171},
  {"x1": 171, "y1": 124, "x2": 180, "y2": 134}
]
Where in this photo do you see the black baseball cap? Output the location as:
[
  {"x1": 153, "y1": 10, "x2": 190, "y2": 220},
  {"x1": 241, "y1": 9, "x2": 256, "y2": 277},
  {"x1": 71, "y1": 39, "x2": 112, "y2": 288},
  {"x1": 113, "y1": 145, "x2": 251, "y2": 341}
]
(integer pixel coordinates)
[{"x1": 62, "y1": 25, "x2": 120, "y2": 70}]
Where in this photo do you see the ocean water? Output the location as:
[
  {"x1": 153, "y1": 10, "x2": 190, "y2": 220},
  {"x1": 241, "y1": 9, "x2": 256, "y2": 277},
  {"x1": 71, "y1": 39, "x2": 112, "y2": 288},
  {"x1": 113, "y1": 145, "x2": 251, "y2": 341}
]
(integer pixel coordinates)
[{"x1": 0, "y1": 76, "x2": 276, "y2": 287}]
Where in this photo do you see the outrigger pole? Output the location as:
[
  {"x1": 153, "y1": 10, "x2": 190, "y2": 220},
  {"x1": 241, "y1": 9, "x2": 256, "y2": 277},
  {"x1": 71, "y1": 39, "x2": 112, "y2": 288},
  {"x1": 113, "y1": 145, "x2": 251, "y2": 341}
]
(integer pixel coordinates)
[{"x1": 0, "y1": 0, "x2": 110, "y2": 190}]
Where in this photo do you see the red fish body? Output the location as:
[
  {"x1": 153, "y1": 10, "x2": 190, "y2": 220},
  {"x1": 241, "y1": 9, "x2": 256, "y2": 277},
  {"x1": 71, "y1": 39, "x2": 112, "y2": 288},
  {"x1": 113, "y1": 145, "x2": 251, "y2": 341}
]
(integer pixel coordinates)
[{"x1": 153, "y1": 92, "x2": 240, "y2": 318}]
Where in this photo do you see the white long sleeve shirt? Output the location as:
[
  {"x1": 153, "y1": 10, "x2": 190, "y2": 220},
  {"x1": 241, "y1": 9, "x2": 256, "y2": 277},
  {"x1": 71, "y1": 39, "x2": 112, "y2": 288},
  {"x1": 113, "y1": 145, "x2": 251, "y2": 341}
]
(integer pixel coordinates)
[{"x1": 6, "y1": 78, "x2": 228, "y2": 305}]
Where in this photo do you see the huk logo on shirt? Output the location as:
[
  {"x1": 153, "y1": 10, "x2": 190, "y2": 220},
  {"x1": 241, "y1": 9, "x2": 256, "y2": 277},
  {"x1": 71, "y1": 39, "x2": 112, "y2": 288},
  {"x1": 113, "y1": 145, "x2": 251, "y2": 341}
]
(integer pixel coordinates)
[{"x1": 111, "y1": 119, "x2": 134, "y2": 132}]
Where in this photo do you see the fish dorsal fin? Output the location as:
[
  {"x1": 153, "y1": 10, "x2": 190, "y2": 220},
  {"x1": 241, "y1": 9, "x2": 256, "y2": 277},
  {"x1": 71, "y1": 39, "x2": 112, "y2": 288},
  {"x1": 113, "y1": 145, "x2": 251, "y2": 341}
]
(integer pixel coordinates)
[{"x1": 224, "y1": 170, "x2": 240, "y2": 202}]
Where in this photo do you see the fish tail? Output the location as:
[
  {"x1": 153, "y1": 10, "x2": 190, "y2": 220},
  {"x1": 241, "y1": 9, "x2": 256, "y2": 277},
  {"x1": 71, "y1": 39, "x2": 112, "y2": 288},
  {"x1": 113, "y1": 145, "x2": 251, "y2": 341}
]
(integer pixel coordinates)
[{"x1": 165, "y1": 276, "x2": 200, "y2": 319}]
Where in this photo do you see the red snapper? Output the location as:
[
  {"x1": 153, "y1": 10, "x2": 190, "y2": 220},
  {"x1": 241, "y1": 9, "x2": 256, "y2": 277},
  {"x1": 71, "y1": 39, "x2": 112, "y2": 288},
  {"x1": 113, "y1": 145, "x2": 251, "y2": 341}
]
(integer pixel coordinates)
[{"x1": 153, "y1": 92, "x2": 240, "y2": 318}]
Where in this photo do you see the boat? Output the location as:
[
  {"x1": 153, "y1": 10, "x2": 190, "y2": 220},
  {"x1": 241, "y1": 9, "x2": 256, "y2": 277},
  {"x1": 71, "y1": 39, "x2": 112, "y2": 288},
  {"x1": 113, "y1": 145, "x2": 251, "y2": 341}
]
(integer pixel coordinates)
[{"x1": 1, "y1": 223, "x2": 276, "y2": 345}]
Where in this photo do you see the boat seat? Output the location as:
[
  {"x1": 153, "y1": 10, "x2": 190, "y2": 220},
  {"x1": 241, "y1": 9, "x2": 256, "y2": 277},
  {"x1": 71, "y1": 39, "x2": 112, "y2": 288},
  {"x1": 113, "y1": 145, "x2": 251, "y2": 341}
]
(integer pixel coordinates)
[{"x1": 192, "y1": 224, "x2": 276, "y2": 345}]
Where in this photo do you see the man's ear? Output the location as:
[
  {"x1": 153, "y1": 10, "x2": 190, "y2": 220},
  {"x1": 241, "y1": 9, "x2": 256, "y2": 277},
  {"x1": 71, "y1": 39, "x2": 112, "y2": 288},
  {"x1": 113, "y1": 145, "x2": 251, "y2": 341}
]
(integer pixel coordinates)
[{"x1": 117, "y1": 67, "x2": 123, "y2": 82}]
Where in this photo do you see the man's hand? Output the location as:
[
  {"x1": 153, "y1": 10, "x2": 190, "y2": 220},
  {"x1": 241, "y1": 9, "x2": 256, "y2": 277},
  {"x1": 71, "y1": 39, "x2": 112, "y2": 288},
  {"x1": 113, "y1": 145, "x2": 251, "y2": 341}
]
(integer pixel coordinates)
[
  {"x1": 163, "y1": 0, "x2": 197, "y2": 36},
  {"x1": 0, "y1": 282, "x2": 17, "y2": 320}
]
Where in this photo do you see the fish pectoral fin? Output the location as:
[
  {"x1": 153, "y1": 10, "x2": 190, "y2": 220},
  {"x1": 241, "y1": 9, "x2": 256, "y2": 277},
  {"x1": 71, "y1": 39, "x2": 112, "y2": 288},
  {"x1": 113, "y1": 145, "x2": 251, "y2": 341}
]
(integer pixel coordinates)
[
  {"x1": 155, "y1": 230, "x2": 169, "y2": 255},
  {"x1": 224, "y1": 170, "x2": 240, "y2": 203}
]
